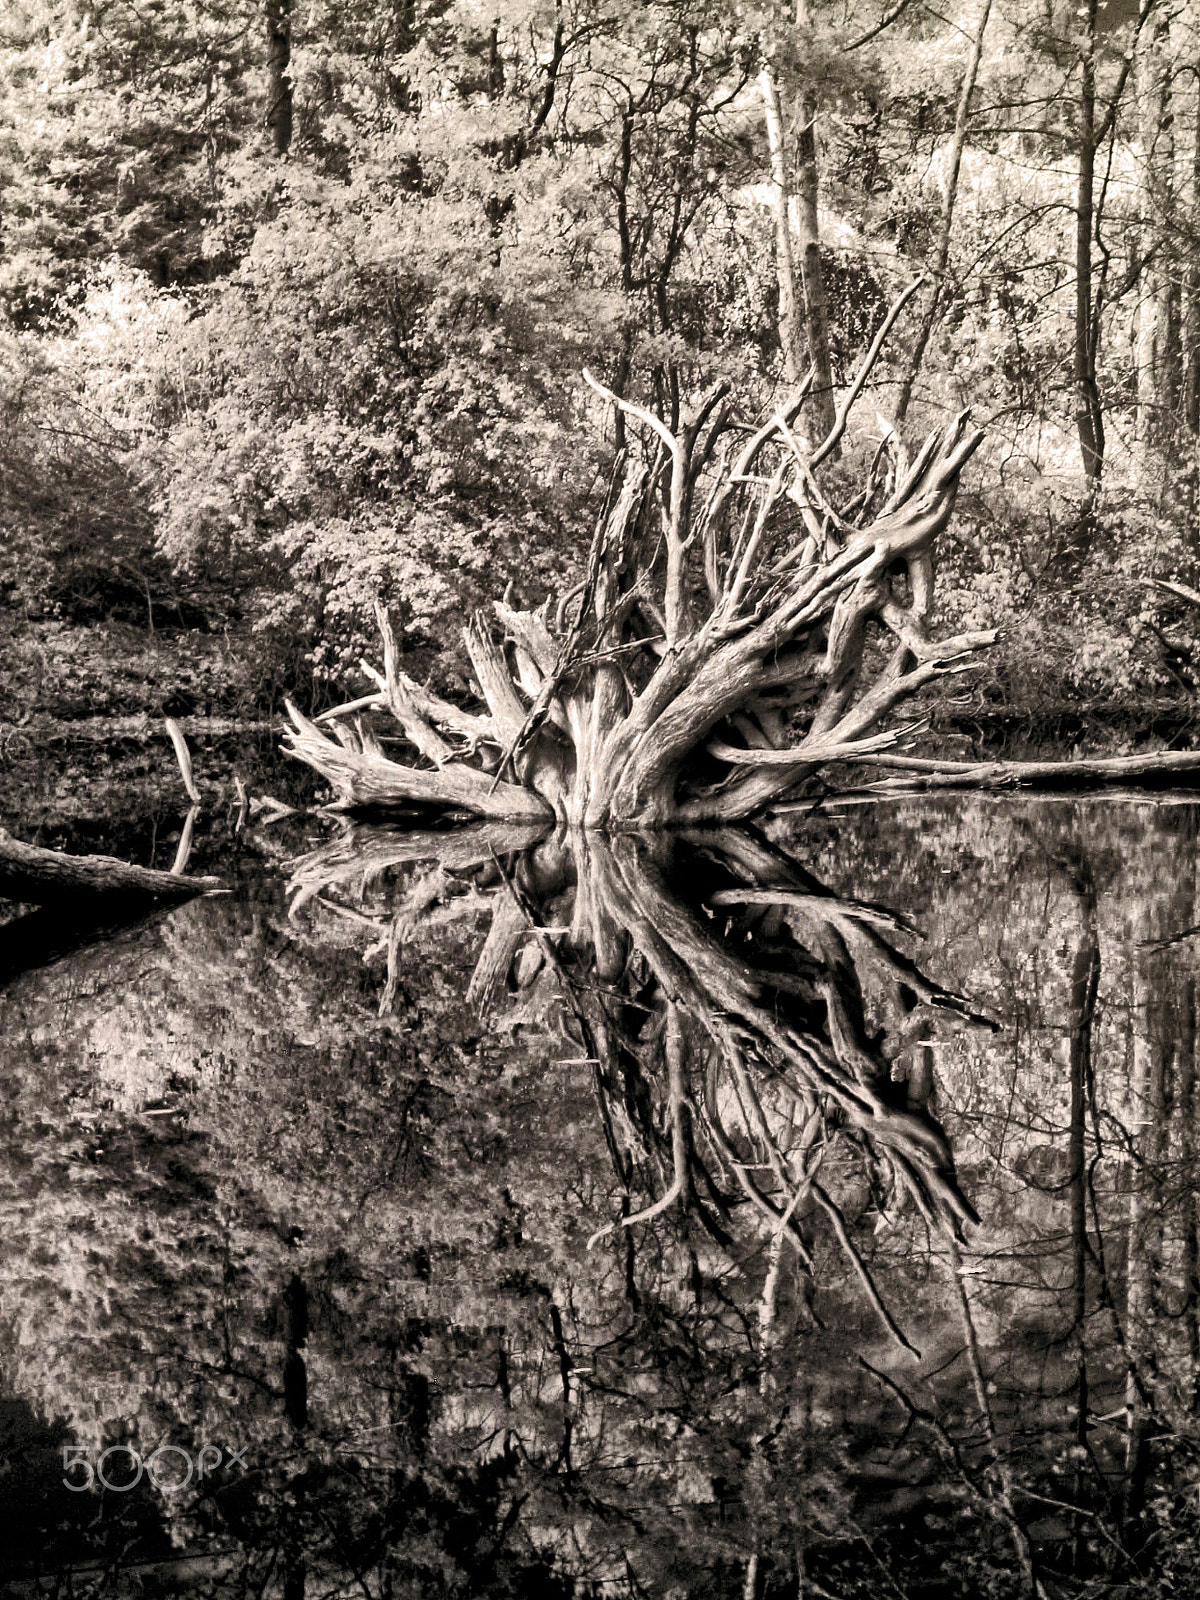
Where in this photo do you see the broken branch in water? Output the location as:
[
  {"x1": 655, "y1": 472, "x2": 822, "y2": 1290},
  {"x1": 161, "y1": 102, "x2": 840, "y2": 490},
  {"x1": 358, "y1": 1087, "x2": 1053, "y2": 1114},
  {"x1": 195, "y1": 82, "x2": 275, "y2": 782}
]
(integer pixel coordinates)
[
  {"x1": 171, "y1": 805, "x2": 199, "y2": 876},
  {"x1": 0, "y1": 830, "x2": 222, "y2": 906},
  {"x1": 165, "y1": 716, "x2": 201, "y2": 803}
]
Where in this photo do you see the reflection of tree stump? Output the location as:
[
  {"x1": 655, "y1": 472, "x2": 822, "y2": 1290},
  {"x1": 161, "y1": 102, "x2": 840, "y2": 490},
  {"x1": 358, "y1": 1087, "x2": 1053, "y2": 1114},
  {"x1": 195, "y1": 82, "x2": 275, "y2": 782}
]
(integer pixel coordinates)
[
  {"x1": 284, "y1": 284, "x2": 994, "y2": 828},
  {"x1": 290, "y1": 822, "x2": 998, "y2": 1355}
]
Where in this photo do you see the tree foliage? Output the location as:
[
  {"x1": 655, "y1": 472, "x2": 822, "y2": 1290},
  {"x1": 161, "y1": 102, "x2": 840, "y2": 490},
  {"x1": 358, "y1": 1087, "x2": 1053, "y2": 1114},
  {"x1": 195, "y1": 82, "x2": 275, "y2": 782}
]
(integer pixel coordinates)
[{"x1": 3, "y1": 0, "x2": 1200, "y2": 707}]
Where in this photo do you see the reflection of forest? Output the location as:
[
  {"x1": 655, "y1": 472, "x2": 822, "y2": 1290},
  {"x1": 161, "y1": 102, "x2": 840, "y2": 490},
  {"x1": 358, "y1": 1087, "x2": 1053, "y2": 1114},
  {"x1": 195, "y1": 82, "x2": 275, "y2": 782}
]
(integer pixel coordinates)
[{"x1": 1, "y1": 798, "x2": 1200, "y2": 1595}]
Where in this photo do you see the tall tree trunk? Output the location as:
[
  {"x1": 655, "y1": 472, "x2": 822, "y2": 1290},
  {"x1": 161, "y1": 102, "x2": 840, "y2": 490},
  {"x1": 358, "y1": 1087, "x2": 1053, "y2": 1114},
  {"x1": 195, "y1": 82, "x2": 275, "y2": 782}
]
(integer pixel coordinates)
[
  {"x1": 893, "y1": 0, "x2": 993, "y2": 429},
  {"x1": 1125, "y1": 895, "x2": 1169, "y2": 1540},
  {"x1": 1181, "y1": 56, "x2": 1200, "y2": 532},
  {"x1": 1134, "y1": 18, "x2": 1182, "y2": 490},
  {"x1": 759, "y1": 69, "x2": 805, "y2": 386},
  {"x1": 282, "y1": 1269, "x2": 308, "y2": 1600},
  {"x1": 793, "y1": 0, "x2": 837, "y2": 446},
  {"x1": 1186, "y1": 80, "x2": 1200, "y2": 444},
  {"x1": 1178, "y1": 814, "x2": 1200, "y2": 1415},
  {"x1": 1074, "y1": 0, "x2": 1104, "y2": 514},
  {"x1": 266, "y1": 0, "x2": 293, "y2": 156},
  {"x1": 1065, "y1": 855, "x2": 1100, "y2": 1570},
  {"x1": 1182, "y1": 966, "x2": 1200, "y2": 1412}
]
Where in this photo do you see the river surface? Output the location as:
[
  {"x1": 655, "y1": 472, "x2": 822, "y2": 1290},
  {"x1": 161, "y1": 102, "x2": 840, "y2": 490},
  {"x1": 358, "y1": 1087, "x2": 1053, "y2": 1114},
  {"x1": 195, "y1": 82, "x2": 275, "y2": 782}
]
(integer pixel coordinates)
[{"x1": 2, "y1": 782, "x2": 1199, "y2": 1598}]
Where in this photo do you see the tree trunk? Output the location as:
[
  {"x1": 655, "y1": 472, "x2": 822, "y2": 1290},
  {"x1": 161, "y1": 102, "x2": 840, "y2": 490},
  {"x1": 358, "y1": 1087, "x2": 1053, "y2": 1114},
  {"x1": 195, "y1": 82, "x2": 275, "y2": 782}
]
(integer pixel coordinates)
[
  {"x1": 759, "y1": 68, "x2": 805, "y2": 385},
  {"x1": 1065, "y1": 858, "x2": 1100, "y2": 1565},
  {"x1": 793, "y1": 0, "x2": 837, "y2": 446},
  {"x1": 893, "y1": 0, "x2": 993, "y2": 429},
  {"x1": 1181, "y1": 967, "x2": 1200, "y2": 1412},
  {"x1": 282, "y1": 1268, "x2": 308, "y2": 1600},
  {"x1": 0, "y1": 831, "x2": 221, "y2": 906},
  {"x1": 1134, "y1": 17, "x2": 1182, "y2": 489},
  {"x1": 1125, "y1": 896, "x2": 1169, "y2": 1539},
  {"x1": 1185, "y1": 82, "x2": 1200, "y2": 448},
  {"x1": 283, "y1": 1272, "x2": 309, "y2": 1431},
  {"x1": 266, "y1": 0, "x2": 293, "y2": 156},
  {"x1": 1074, "y1": 0, "x2": 1104, "y2": 512}
]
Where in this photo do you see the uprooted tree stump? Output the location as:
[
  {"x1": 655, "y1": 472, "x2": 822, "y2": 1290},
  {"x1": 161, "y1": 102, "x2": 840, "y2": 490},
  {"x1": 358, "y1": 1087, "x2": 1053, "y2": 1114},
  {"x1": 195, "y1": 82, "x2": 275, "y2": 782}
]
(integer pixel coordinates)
[{"x1": 284, "y1": 280, "x2": 996, "y2": 827}]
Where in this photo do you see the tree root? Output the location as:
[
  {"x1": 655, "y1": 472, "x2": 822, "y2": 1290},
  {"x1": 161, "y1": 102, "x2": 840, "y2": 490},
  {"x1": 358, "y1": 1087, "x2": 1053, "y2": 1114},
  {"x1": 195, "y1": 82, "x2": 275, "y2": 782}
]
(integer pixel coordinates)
[{"x1": 283, "y1": 284, "x2": 997, "y2": 827}]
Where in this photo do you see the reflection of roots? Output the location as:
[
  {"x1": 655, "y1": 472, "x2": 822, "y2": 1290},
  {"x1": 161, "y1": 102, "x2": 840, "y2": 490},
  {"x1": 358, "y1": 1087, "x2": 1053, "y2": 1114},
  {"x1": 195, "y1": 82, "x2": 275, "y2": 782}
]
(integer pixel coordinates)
[
  {"x1": 588, "y1": 1005, "x2": 689, "y2": 1248},
  {"x1": 289, "y1": 822, "x2": 996, "y2": 1354}
]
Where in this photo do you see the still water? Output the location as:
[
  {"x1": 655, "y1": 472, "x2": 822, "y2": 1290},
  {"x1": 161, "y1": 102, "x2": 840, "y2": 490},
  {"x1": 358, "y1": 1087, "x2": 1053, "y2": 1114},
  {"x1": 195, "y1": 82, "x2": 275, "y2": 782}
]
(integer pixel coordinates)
[{"x1": 2, "y1": 792, "x2": 1199, "y2": 1598}]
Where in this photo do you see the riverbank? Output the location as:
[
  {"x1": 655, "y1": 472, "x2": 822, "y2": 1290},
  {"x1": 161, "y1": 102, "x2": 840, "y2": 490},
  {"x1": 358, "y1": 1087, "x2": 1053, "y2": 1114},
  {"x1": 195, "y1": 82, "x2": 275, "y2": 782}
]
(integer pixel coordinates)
[
  {"x1": 0, "y1": 615, "x2": 320, "y2": 860},
  {"x1": 1, "y1": 615, "x2": 267, "y2": 724},
  {"x1": 926, "y1": 690, "x2": 1200, "y2": 761}
]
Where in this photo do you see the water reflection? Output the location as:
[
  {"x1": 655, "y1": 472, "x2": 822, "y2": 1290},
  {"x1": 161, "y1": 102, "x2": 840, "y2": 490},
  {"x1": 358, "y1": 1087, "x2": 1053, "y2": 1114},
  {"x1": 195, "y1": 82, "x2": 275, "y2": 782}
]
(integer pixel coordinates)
[
  {"x1": 292, "y1": 824, "x2": 991, "y2": 1351},
  {"x1": 2, "y1": 798, "x2": 1200, "y2": 1596}
]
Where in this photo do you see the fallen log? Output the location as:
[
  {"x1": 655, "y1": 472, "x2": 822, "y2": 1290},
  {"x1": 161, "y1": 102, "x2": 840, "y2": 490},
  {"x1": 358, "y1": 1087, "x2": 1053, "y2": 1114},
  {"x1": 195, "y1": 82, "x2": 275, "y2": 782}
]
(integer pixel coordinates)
[
  {"x1": 836, "y1": 748, "x2": 1200, "y2": 794},
  {"x1": 0, "y1": 831, "x2": 222, "y2": 907}
]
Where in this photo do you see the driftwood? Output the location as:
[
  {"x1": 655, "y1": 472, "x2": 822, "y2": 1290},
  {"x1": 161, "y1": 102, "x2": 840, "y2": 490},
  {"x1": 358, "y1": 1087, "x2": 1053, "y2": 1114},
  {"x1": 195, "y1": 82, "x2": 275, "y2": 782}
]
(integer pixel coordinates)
[
  {"x1": 165, "y1": 716, "x2": 201, "y2": 803},
  {"x1": 290, "y1": 821, "x2": 998, "y2": 1355},
  {"x1": 284, "y1": 281, "x2": 997, "y2": 828},
  {"x1": 840, "y1": 748, "x2": 1200, "y2": 794},
  {"x1": 0, "y1": 832, "x2": 222, "y2": 907}
]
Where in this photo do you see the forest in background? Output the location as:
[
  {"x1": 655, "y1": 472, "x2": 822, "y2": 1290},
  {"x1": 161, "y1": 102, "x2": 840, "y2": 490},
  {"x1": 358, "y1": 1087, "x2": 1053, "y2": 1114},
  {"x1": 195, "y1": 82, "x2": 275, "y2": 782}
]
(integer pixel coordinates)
[{"x1": 3, "y1": 0, "x2": 1200, "y2": 750}]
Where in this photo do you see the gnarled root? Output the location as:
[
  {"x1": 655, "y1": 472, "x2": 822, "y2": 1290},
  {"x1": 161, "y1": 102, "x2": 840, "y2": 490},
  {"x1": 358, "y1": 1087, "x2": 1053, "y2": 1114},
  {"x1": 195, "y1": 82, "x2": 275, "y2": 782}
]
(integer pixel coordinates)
[{"x1": 284, "y1": 286, "x2": 993, "y2": 826}]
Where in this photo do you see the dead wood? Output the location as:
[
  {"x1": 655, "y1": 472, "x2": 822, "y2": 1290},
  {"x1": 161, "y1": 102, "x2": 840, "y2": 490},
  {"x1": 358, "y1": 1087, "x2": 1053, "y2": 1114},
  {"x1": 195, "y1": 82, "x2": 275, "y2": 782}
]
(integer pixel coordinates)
[
  {"x1": 286, "y1": 819, "x2": 551, "y2": 916},
  {"x1": 0, "y1": 830, "x2": 222, "y2": 908},
  {"x1": 283, "y1": 699, "x2": 554, "y2": 820},
  {"x1": 466, "y1": 895, "x2": 529, "y2": 1013},
  {"x1": 283, "y1": 283, "x2": 997, "y2": 828},
  {"x1": 165, "y1": 716, "x2": 201, "y2": 802},
  {"x1": 841, "y1": 748, "x2": 1200, "y2": 793},
  {"x1": 290, "y1": 821, "x2": 990, "y2": 1353}
]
